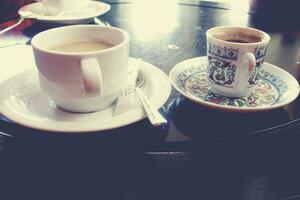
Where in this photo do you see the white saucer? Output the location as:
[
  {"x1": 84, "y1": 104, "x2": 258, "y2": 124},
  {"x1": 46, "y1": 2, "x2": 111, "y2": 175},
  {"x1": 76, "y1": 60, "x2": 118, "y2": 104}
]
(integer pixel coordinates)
[
  {"x1": 18, "y1": 1, "x2": 111, "y2": 25},
  {"x1": 0, "y1": 46, "x2": 171, "y2": 132},
  {"x1": 169, "y1": 56, "x2": 300, "y2": 112}
]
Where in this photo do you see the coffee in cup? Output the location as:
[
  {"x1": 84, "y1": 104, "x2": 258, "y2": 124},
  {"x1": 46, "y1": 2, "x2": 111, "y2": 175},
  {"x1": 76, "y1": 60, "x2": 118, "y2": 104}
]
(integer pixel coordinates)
[
  {"x1": 206, "y1": 26, "x2": 270, "y2": 97},
  {"x1": 213, "y1": 33, "x2": 263, "y2": 43},
  {"x1": 31, "y1": 25, "x2": 129, "y2": 113},
  {"x1": 49, "y1": 41, "x2": 114, "y2": 52}
]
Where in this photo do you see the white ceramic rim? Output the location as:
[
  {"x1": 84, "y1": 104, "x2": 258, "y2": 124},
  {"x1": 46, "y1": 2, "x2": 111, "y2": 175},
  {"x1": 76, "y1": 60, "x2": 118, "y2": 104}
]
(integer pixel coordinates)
[
  {"x1": 206, "y1": 26, "x2": 270, "y2": 46},
  {"x1": 18, "y1": 1, "x2": 111, "y2": 22},
  {"x1": 31, "y1": 25, "x2": 129, "y2": 56},
  {"x1": 169, "y1": 56, "x2": 300, "y2": 112}
]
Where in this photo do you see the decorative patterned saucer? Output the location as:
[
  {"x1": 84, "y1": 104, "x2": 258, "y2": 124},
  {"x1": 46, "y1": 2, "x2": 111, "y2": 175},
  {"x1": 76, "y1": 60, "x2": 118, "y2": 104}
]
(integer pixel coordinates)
[{"x1": 169, "y1": 56, "x2": 300, "y2": 112}]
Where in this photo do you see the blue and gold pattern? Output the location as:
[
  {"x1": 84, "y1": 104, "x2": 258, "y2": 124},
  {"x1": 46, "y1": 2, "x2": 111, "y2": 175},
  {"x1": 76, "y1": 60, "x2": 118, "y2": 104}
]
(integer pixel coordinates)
[
  {"x1": 207, "y1": 56, "x2": 236, "y2": 87},
  {"x1": 208, "y1": 42, "x2": 239, "y2": 60},
  {"x1": 254, "y1": 45, "x2": 267, "y2": 60}
]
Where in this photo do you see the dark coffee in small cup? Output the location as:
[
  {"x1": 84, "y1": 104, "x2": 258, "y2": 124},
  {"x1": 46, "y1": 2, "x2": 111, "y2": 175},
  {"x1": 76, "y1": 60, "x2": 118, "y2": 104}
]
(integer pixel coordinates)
[
  {"x1": 225, "y1": 39, "x2": 258, "y2": 43},
  {"x1": 213, "y1": 33, "x2": 263, "y2": 43}
]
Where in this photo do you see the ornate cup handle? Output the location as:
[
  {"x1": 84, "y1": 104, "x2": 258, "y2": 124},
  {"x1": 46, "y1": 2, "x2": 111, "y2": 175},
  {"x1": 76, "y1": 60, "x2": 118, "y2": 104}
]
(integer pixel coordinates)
[{"x1": 236, "y1": 52, "x2": 256, "y2": 93}]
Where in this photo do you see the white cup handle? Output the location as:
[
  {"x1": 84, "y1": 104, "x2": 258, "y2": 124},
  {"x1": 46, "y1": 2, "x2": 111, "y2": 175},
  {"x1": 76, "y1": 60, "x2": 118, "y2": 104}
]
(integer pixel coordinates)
[
  {"x1": 236, "y1": 52, "x2": 256, "y2": 93},
  {"x1": 80, "y1": 58, "x2": 103, "y2": 96}
]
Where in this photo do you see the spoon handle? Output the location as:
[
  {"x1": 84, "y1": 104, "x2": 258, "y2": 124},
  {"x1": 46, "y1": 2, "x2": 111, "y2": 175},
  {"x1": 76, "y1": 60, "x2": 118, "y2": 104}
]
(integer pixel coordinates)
[
  {"x1": 0, "y1": 131, "x2": 13, "y2": 137},
  {"x1": 0, "y1": 17, "x2": 25, "y2": 35},
  {"x1": 135, "y1": 87, "x2": 167, "y2": 126}
]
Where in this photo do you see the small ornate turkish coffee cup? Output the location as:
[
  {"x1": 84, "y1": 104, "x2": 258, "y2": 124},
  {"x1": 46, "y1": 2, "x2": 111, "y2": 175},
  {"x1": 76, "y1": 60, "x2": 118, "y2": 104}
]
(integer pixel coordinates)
[{"x1": 206, "y1": 26, "x2": 270, "y2": 97}]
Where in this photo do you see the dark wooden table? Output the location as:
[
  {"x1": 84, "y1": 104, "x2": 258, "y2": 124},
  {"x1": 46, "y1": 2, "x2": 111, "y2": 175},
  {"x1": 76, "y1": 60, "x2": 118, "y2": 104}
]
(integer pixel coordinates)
[{"x1": 1, "y1": 0, "x2": 300, "y2": 199}]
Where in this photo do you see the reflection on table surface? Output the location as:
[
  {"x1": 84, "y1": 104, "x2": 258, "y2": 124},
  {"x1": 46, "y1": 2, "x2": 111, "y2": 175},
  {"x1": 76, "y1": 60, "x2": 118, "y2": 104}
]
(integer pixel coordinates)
[{"x1": 1, "y1": 0, "x2": 300, "y2": 199}]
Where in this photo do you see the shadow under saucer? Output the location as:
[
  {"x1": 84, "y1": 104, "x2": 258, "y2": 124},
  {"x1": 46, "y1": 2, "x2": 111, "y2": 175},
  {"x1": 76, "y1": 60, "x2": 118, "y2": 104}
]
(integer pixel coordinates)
[{"x1": 167, "y1": 95, "x2": 291, "y2": 143}]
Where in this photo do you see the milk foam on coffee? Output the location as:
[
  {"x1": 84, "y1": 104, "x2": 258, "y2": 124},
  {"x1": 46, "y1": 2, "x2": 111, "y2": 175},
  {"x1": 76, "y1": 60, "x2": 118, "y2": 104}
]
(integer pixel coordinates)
[{"x1": 50, "y1": 41, "x2": 114, "y2": 52}]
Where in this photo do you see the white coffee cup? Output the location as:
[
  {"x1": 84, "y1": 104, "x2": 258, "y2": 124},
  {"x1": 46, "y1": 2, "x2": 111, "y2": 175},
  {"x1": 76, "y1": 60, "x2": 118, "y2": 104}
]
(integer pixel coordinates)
[
  {"x1": 206, "y1": 26, "x2": 270, "y2": 97},
  {"x1": 32, "y1": 25, "x2": 129, "y2": 113},
  {"x1": 37, "y1": 0, "x2": 89, "y2": 16}
]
